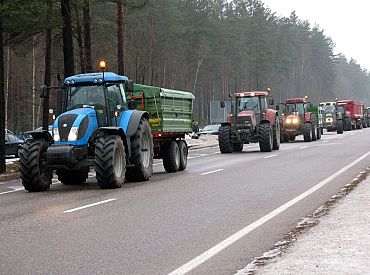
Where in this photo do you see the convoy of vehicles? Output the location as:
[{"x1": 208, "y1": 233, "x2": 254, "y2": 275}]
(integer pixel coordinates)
[
  {"x1": 218, "y1": 89, "x2": 280, "y2": 153},
  {"x1": 279, "y1": 97, "x2": 321, "y2": 142},
  {"x1": 12, "y1": 60, "x2": 369, "y2": 192}
]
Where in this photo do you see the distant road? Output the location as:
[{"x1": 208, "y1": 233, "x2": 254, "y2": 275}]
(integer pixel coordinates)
[{"x1": 1, "y1": 129, "x2": 370, "y2": 274}]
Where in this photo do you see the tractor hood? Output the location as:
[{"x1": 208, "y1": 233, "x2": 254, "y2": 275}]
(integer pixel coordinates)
[
  {"x1": 237, "y1": 110, "x2": 256, "y2": 127},
  {"x1": 54, "y1": 108, "x2": 97, "y2": 144},
  {"x1": 284, "y1": 114, "x2": 300, "y2": 125},
  {"x1": 238, "y1": 110, "x2": 255, "y2": 117}
]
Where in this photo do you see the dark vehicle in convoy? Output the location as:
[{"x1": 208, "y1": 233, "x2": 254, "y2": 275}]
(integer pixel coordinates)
[
  {"x1": 5, "y1": 133, "x2": 24, "y2": 157},
  {"x1": 319, "y1": 101, "x2": 344, "y2": 134},
  {"x1": 197, "y1": 124, "x2": 220, "y2": 136},
  {"x1": 363, "y1": 107, "x2": 370, "y2": 128},
  {"x1": 218, "y1": 89, "x2": 280, "y2": 153},
  {"x1": 279, "y1": 97, "x2": 322, "y2": 142}
]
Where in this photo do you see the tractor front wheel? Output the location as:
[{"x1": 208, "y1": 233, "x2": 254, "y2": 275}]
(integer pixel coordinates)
[
  {"x1": 125, "y1": 118, "x2": 153, "y2": 182},
  {"x1": 19, "y1": 139, "x2": 52, "y2": 192},
  {"x1": 259, "y1": 123, "x2": 273, "y2": 152},
  {"x1": 311, "y1": 122, "x2": 317, "y2": 141},
  {"x1": 218, "y1": 125, "x2": 233, "y2": 153},
  {"x1": 95, "y1": 135, "x2": 126, "y2": 189},
  {"x1": 337, "y1": 120, "x2": 344, "y2": 134},
  {"x1": 303, "y1": 122, "x2": 312, "y2": 142}
]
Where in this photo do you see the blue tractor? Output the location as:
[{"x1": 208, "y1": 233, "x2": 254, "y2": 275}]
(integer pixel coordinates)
[{"x1": 19, "y1": 72, "x2": 154, "y2": 191}]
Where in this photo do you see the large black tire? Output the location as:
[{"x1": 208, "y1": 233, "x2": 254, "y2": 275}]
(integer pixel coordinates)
[
  {"x1": 57, "y1": 168, "x2": 88, "y2": 185},
  {"x1": 19, "y1": 139, "x2": 52, "y2": 192},
  {"x1": 178, "y1": 140, "x2": 188, "y2": 171},
  {"x1": 95, "y1": 135, "x2": 126, "y2": 189},
  {"x1": 345, "y1": 118, "x2": 351, "y2": 131},
  {"x1": 272, "y1": 118, "x2": 280, "y2": 150},
  {"x1": 289, "y1": 135, "x2": 296, "y2": 142},
  {"x1": 233, "y1": 141, "x2": 243, "y2": 152},
  {"x1": 337, "y1": 120, "x2": 344, "y2": 134},
  {"x1": 317, "y1": 127, "x2": 322, "y2": 140},
  {"x1": 303, "y1": 122, "x2": 312, "y2": 142},
  {"x1": 311, "y1": 122, "x2": 317, "y2": 141},
  {"x1": 259, "y1": 123, "x2": 273, "y2": 152},
  {"x1": 163, "y1": 141, "x2": 180, "y2": 173},
  {"x1": 125, "y1": 118, "x2": 153, "y2": 182},
  {"x1": 218, "y1": 125, "x2": 233, "y2": 153}
]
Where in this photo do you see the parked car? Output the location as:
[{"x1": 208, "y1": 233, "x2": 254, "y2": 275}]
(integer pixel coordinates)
[
  {"x1": 197, "y1": 124, "x2": 221, "y2": 135},
  {"x1": 5, "y1": 133, "x2": 24, "y2": 157}
]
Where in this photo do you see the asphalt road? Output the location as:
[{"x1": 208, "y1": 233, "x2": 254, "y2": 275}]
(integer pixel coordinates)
[{"x1": 1, "y1": 129, "x2": 370, "y2": 275}]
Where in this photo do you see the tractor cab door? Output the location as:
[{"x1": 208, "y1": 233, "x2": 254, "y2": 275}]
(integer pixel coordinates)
[{"x1": 106, "y1": 83, "x2": 127, "y2": 126}]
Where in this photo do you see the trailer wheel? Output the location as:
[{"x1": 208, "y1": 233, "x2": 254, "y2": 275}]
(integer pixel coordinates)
[
  {"x1": 95, "y1": 135, "x2": 126, "y2": 189},
  {"x1": 272, "y1": 117, "x2": 280, "y2": 150},
  {"x1": 337, "y1": 120, "x2": 343, "y2": 134},
  {"x1": 125, "y1": 118, "x2": 153, "y2": 182},
  {"x1": 233, "y1": 141, "x2": 243, "y2": 152},
  {"x1": 19, "y1": 139, "x2": 52, "y2": 192},
  {"x1": 178, "y1": 140, "x2": 188, "y2": 171},
  {"x1": 317, "y1": 127, "x2": 322, "y2": 140},
  {"x1": 259, "y1": 123, "x2": 273, "y2": 152},
  {"x1": 163, "y1": 141, "x2": 180, "y2": 173},
  {"x1": 218, "y1": 125, "x2": 233, "y2": 153},
  {"x1": 345, "y1": 118, "x2": 351, "y2": 131},
  {"x1": 57, "y1": 168, "x2": 88, "y2": 185},
  {"x1": 303, "y1": 122, "x2": 312, "y2": 142}
]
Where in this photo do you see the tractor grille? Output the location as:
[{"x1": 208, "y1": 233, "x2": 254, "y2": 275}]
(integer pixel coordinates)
[
  {"x1": 58, "y1": 114, "x2": 78, "y2": 141},
  {"x1": 237, "y1": 116, "x2": 252, "y2": 127}
]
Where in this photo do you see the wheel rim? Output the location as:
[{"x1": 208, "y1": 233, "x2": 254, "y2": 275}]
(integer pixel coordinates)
[
  {"x1": 181, "y1": 143, "x2": 187, "y2": 164},
  {"x1": 175, "y1": 145, "x2": 180, "y2": 168},
  {"x1": 113, "y1": 147, "x2": 123, "y2": 177},
  {"x1": 141, "y1": 133, "x2": 150, "y2": 168}
]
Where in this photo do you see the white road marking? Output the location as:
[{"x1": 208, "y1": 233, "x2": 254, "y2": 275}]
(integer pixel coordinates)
[
  {"x1": 64, "y1": 198, "x2": 117, "y2": 213},
  {"x1": 339, "y1": 137, "x2": 344, "y2": 139},
  {"x1": 299, "y1": 146, "x2": 309, "y2": 149},
  {"x1": 264, "y1": 155, "x2": 277, "y2": 159},
  {"x1": 200, "y1": 169, "x2": 224, "y2": 176},
  {"x1": 168, "y1": 150, "x2": 370, "y2": 275},
  {"x1": 323, "y1": 141, "x2": 329, "y2": 143},
  {"x1": 0, "y1": 186, "x2": 24, "y2": 195}
]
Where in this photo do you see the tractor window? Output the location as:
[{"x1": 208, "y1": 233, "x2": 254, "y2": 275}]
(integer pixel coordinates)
[
  {"x1": 239, "y1": 97, "x2": 259, "y2": 113},
  {"x1": 259, "y1": 97, "x2": 267, "y2": 112},
  {"x1": 107, "y1": 84, "x2": 124, "y2": 110},
  {"x1": 286, "y1": 103, "x2": 304, "y2": 115},
  {"x1": 323, "y1": 105, "x2": 335, "y2": 113}
]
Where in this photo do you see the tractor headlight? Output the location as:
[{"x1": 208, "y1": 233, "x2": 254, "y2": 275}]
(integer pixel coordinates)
[
  {"x1": 68, "y1": 126, "x2": 79, "y2": 141},
  {"x1": 54, "y1": 128, "x2": 60, "y2": 142},
  {"x1": 286, "y1": 118, "x2": 292, "y2": 124},
  {"x1": 292, "y1": 117, "x2": 299, "y2": 124}
]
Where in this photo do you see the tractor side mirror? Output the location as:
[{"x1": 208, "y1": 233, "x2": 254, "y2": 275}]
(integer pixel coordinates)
[
  {"x1": 275, "y1": 105, "x2": 279, "y2": 110},
  {"x1": 268, "y1": 97, "x2": 274, "y2": 106},
  {"x1": 220, "y1": 101, "x2": 225, "y2": 108},
  {"x1": 125, "y1": 80, "x2": 134, "y2": 93},
  {"x1": 39, "y1": 86, "x2": 49, "y2": 98}
]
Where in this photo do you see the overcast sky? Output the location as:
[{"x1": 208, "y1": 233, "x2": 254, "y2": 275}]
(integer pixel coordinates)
[{"x1": 262, "y1": 0, "x2": 370, "y2": 71}]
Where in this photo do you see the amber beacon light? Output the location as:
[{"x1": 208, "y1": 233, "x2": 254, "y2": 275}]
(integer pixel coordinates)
[{"x1": 99, "y1": 60, "x2": 106, "y2": 70}]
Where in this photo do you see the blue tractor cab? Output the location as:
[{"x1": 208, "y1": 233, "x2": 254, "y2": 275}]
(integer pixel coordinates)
[{"x1": 19, "y1": 71, "x2": 154, "y2": 192}]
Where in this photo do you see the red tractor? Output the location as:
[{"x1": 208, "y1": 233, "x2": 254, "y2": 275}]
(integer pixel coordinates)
[
  {"x1": 279, "y1": 97, "x2": 321, "y2": 142},
  {"x1": 218, "y1": 89, "x2": 280, "y2": 153}
]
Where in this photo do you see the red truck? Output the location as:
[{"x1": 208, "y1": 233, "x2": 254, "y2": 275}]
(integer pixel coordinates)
[{"x1": 336, "y1": 100, "x2": 364, "y2": 130}]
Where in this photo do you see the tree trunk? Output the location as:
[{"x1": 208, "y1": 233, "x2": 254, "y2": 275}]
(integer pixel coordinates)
[
  {"x1": 32, "y1": 36, "x2": 36, "y2": 130},
  {"x1": 83, "y1": 0, "x2": 92, "y2": 72},
  {"x1": 61, "y1": 0, "x2": 75, "y2": 77},
  {"x1": 5, "y1": 46, "x2": 9, "y2": 129},
  {"x1": 43, "y1": 0, "x2": 52, "y2": 130},
  {"x1": 0, "y1": 0, "x2": 5, "y2": 173},
  {"x1": 74, "y1": 4, "x2": 85, "y2": 73},
  {"x1": 117, "y1": 0, "x2": 125, "y2": 75}
]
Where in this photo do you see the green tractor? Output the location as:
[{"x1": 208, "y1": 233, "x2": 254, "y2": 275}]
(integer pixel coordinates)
[{"x1": 318, "y1": 101, "x2": 344, "y2": 134}]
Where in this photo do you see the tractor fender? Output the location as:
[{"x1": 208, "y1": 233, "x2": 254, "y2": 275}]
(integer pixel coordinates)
[
  {"x1": 265, "y1": 109, "x2": 277, "y2": 125},
  {"x1": 221, "y1": 122, "x2": 231, "y2": 127},
  {"x1": 126, "y1": 110, "x2": 150, "y2": 138},
  {"x1": 26, "y1": 130, "x2": 53, "y2": 143},
  {"x1": 93, "y1": 127, "x2": 129, "y2": 157}
]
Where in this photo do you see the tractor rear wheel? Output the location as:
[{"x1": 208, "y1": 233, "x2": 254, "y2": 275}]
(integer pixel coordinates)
[
  {"x1": 95, "y1": 135, "x2": 126, "y2": 189},
  {"x1": 19, "y1": 139, "x2": 52, "y2": 192},
  {"x1": 337, "y1": 120, "x2": 344, "y2": 134},
  {"x1": 125, "y1": 118, "x2": 153, "y2": 182},
  {"x1": 218, "y1": 125, "x2": 233, "y2": 153},
  {"x1": 57, "y1": 168, "x2": 88, "y2": 185},
  {"x1": 259, "y1": 123, "x2": 273, "y2": 152},
  {"x1": 163, "y1": 141, "x2": 180, "y2": 173},
  {"x1": 272, "y1": 118, "x2": 280, "y2": 150},
  {"x1": 233, "y1": 141, "x2": 243, "y2": 152},
  {"x1": 178, "y1": 140, "x2": 188, "y2": 171},
  {"x1": 303, "y1": 122, "x2": 312, "y2": 142}
]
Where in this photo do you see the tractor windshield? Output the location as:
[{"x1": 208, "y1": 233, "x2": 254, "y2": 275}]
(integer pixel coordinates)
[
  {"x1": 322, "y1": 105, "x2": 335, "y2": 113},
  {"x1": 238, "y1": 97, "x2": 259, "y2": 113},
  {"x1": 286, "y1": 103, "x2": 304, "y2": 115},
  {"x1": 66, "y1": 85, "x2": 105, "y2": 111}
]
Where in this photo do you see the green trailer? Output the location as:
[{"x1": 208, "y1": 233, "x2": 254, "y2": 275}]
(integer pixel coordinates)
[{"x1": 126, "y1": 84, "x2": 194, "y2": 173}]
